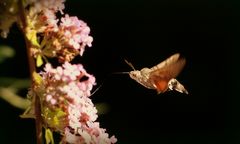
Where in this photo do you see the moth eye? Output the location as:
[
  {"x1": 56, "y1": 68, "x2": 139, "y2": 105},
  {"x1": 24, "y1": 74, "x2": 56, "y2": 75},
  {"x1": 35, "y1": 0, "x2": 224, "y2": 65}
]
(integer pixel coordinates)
[{"x1": 168, "y1": 79, "x2": 177, "y2": 86}]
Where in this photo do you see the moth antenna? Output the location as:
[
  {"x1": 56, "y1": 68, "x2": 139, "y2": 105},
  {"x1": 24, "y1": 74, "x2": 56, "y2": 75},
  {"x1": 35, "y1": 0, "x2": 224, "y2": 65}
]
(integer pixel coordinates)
[{"x1": 124, "y1": 59, "x2": 136, "y2": 70}]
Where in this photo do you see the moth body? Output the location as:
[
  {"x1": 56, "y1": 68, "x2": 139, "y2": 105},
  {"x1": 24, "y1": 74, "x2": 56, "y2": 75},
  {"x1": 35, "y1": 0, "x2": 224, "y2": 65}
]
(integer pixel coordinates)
[
  {"x1": 127, "y1": 53, "x2": 188, "y2": 94},
  {"x1": 129, "y1": 68, "x2": 154, "y2": 89}
]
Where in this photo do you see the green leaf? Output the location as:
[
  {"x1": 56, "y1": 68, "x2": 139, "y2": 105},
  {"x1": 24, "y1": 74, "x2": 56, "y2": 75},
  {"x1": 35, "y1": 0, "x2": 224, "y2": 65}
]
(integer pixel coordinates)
[
  {"x1": 96, "y1": 103, "x2": 110, "y2": 115},
  {"x1": 0, "y1": 87, "x2": 31, "y2": 110},
  {"x1": 26, "y1": 30, "x2": 40, "y2": 47},
  {"x1": 32, "y1": 71, "x2": 43, "y2": 85},
  {"x1": 0, "y1": 45, "x2": 15, "y2": 63},
  {"x1": 36, "y1": 55, "x2": 43, "y2": 67},
  {"x1": 53, "y1": 109, "x2": 66, "y2": 126},
  {"x1": 56, "y1": 109, "x2": 66, "y2": 117},
  {"x1": 42, "y1": 107, "x2": 67, "y2": 129},
  {"x1": 0, "y1": 77, "x2": 30, "y2": 88},
  {"x1": 45, "y1": 128, "x2": 55, "y2": 144}
]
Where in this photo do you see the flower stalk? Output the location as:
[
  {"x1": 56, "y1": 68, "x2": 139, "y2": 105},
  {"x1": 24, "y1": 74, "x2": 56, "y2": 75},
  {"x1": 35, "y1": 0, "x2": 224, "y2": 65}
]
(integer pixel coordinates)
[
  {"x1": 1, "y1": 0, "x2": 117, "y2": 143},
  {"x1": 18, "y1": 0, "x2": 42, "y2": 144}
]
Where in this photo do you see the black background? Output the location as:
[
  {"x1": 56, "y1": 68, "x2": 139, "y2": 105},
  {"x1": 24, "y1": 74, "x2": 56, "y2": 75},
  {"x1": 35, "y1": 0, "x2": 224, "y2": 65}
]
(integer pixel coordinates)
[{"x1": 0, "y1": 0, "x2": 234, "y2": 143}]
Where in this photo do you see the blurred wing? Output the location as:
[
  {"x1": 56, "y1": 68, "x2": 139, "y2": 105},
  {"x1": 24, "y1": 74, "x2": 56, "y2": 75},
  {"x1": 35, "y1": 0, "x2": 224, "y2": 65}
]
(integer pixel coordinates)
[
  {"x1": 148, "y1": 71, "x2": 170, "y2": 93},
  {"x1": 150, "y1": 57, "x2": 186, "y2": 80},
  {"x1": 150, "y1": 53, "x2": 180, "y2": 71},
  {"x1": 148, "y1": 57, "x2": 186, "y2": 93}
]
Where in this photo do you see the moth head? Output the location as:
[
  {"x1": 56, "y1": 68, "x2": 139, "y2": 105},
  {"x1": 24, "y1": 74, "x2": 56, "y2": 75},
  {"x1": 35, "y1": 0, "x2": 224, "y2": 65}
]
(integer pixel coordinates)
[
  {"x1": 168, "y1": 78, "x2": 188, "y2": 94},
  {"x1": 129, "y1": 70, "x2": 141, "y2": 80}
]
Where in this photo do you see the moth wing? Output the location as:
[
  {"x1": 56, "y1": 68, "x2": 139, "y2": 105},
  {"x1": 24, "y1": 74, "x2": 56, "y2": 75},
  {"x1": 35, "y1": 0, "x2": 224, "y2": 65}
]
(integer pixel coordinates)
[
  {"x1": 148, "y1": 57, "x2": 186, "y2": 92},
  {"x1": 150, "y1": 53, "x2": 180, "y2": 71},
  {"x1": 148, "y1": 71, "x2": 170, "y2": 93},
  {"x1": 150, "y1": 57, "x2": 186, "y2": 79}
]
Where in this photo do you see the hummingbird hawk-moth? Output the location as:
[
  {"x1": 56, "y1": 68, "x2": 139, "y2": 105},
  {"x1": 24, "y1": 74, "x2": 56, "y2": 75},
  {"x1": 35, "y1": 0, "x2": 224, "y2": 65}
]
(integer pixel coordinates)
[{"x1": 125, "y1": 53, "x2": 188, "y2": 94}]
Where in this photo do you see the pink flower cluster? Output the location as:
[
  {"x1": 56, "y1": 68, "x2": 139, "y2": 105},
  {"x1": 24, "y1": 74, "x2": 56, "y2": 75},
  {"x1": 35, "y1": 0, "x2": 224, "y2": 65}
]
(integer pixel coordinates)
[
  {"x1": 0, "y1": 0, "x2": 66, "y2": 38},
  {"x1": 1, "y1": 0, "x2": 117, "y2": 143},
  {"x1": 25, "y1": 0, "x2": 93, "y2": 62},
  {"x1": 28, "y1": 0, "x2": 65, "y2": 14},
  {"x1": 60, "y1": 14, "x2": 93, "y2": 55},
  {"x1": 40, "y1": 14, "x2": 93, "y2": 62},
  {"x1": 35, "y1": 62, "x2": 117, "y2": 143}
]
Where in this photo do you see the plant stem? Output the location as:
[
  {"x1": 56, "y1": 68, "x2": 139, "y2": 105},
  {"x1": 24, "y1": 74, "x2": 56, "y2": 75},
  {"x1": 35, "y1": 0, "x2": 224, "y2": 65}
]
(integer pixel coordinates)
[{"x1": 18, "y1": 0, "x2": 42, "y2": 144}]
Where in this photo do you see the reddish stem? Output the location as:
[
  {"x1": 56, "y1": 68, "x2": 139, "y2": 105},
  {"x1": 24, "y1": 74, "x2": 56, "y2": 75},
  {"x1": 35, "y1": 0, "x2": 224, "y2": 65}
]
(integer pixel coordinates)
[{"x1": 18, "y1": 1, "x2": 42, "y2": 144}]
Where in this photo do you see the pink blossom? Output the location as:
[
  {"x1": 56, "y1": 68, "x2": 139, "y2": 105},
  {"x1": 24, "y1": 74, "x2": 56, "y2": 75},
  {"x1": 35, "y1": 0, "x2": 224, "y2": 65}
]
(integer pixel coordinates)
[
  {"x1": 41, "y1": 10, "x2": 59, "y2": 32},
  {"x1": 26, "y1": 0, "x2": 65, "y2": 33},
  {"x1": 60, "y1": 14, "x2": 93, "y2": 55},
  {"x1": 31, "y1": 62, "x2": 116, "y2": 143},
  {"x1": 26, "y1": 4, "x2": 93, "y2": 62},
  {"x1": 28, "y1": 0, "x2": 65, "y2": 14},
  {"x1": 15, "y1": 0, "x2": 116, "y2": 142},
  {"x1": 33, "y1": 14, "x2": 93, "y2": 62}
]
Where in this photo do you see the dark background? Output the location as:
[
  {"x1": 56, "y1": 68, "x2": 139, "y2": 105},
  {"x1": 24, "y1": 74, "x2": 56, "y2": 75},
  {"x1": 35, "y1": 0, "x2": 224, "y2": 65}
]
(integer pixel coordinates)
[{"x1": 0, "y1": 0, "x2": 234, "y2": 143}]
